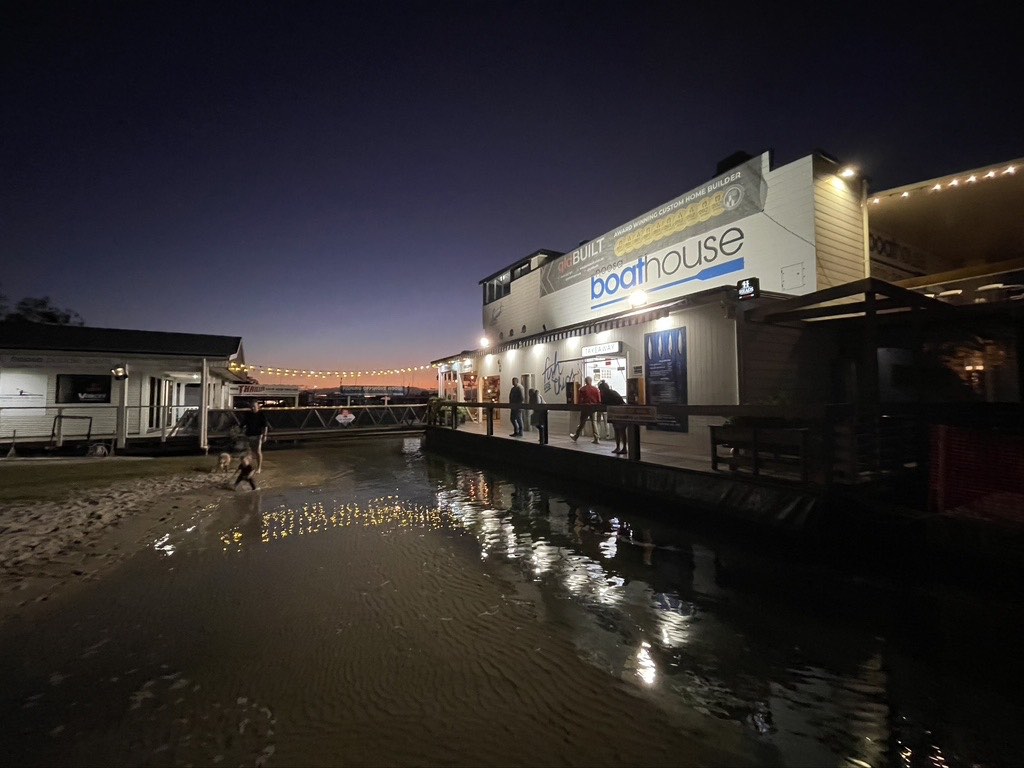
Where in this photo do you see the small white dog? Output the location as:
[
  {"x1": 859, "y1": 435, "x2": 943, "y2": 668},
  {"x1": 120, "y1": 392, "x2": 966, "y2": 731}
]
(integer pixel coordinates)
[{"x1": 217, "y1": 452, "x2": 233, "y2": 472}]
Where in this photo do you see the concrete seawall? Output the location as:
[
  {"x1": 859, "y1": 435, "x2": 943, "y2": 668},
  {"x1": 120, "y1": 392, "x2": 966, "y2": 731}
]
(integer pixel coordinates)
[{"x1": 424, "y1": 426, "x2": 824, "y2": 535}]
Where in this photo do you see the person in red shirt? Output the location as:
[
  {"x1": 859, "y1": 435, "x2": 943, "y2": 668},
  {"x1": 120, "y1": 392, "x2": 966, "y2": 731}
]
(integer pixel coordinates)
[{"x1": 570, "y1": 376, "x2": 602, "y2": 444}]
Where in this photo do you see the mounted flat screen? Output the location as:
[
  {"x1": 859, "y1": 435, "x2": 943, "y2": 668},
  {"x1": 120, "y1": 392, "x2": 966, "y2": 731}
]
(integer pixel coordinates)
[{"x1": 56, "y1": 374, "x2": 112, "y2": 404}]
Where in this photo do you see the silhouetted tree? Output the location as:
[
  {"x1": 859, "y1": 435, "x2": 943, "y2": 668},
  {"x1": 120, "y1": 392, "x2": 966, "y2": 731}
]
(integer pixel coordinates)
[{"x1": 2, "y1": 295, "x2": 85, "y2": 325}]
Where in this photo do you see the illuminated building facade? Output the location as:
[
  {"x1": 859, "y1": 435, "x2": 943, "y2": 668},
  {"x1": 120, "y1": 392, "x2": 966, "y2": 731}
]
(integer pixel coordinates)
[{"x1": 435, "y1": 150, "x2": 1022, "y2": 460}]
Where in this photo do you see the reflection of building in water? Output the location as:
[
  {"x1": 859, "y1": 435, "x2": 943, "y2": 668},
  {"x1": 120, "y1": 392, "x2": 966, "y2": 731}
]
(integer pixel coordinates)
[
  {"x1": 215, "y1": 462, "x2": 894, "y2": 765},
  {"x1": 440, "y1": 483, "x2": 702, "y2": 680},
  {"x1": 434, "y1": 471, "x2": 891, "y2": 766}
]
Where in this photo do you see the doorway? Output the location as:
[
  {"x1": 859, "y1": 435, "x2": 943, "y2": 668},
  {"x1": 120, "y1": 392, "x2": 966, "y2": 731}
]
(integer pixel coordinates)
[{"x1": 483, "y1": 375, "x2": 501, "y2": 421}]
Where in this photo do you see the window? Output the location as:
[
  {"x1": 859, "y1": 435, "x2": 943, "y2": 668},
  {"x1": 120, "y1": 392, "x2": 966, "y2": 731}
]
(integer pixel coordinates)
[{"x1": 483, "y1": 272, "x2": 511, "y2": 305}]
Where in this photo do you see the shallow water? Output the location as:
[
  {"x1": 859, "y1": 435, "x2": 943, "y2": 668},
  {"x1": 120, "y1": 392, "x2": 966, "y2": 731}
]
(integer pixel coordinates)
[{"x1": 1, "y1": 438, "x2": 1022, "y2": 766}]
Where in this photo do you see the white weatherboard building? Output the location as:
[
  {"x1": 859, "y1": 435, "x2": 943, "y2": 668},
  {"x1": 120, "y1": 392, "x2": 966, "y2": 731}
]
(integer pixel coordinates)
[
  {"x1": 0, "y1": 323, "x2": 246, "y2": 450},
  {"x1": 436, "y1": 150, "x2": 868, "y2": 451}
]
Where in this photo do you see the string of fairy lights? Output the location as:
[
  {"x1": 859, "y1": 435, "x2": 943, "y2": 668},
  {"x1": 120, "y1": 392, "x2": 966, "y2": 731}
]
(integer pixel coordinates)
[
  {"x1": 228, "y1": 360, "x2": 441, "y2": 384},
  {"x1": 869, "y1": 162, "x2": 1017, "y2": 205}
]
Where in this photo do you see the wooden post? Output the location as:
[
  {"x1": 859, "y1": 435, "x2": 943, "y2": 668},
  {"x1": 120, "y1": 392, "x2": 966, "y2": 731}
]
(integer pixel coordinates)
[
  {"x1": 116, "y1": 377, "x2": 129, "y2": 449},
  {"x1": 626, "y1": 424, "x2": 641, "y2": 460},
  {"x1": 199, "y1": 358, "x2": 209, "y2": 453}
]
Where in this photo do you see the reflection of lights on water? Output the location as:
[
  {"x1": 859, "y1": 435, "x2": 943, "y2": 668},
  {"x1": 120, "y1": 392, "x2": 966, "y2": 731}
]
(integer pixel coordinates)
[
  {"x1": 597, "y1": 575, "x2": 625, "y2": 605},
  {"x1": 635, "y1": 641, "x2": 657, "y2": 685},
  {"x1": 504, "y1": 523, "x2": 518, "y2": 558},
  {"x1": 598, "y1": 532, "x2": 618, "y2": 559},
  {"x1": 563, "y1": 571, "x2": 590, "y2": 594},
  {"x1": 531, "y1": 541, "x2": 558, "y2": 576},
  {"x1": 477, "y1": 514, "x2": 502, "y2": 560},
  {"x1": 892, "y1": 745, "x2": 946, "y2": 768},
  {"x1": 657, "y1": 609, "x2": 692, "y2": 647},
  {"x1": 152, "y1": 533, "x2": 175, "y2": 556},
  {"x1": 218, "y1": 495, "x2": 449, "y2": 551},
  {"x1": 232, "y1": 479, "x2": 701, "y2": 698}
]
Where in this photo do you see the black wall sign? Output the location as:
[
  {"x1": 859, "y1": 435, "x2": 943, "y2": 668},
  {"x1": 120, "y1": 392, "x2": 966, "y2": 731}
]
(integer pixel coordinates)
[{"x1": 737, "y1": 277, "x2": 760, "y2": 300}]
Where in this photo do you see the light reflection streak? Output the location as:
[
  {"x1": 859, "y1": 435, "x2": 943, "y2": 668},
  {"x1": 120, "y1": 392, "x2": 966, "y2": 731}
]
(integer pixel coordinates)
[
  {"x1": 656, "y1": 608, "x2": 691, "y2": 648},
  {"x1": 598, "y1": 531, "x2": 618, "y2": 559},
  {"x1": 152, "y1": 533, "x2": 175, "y2": 556},
  {"x1": 503, "y1": 523, "x2": 517, "y2": 558},
  {"x1": 530, "y1": 541, "x2": 558, "y2": 577},
  {"x1": 635, "y1": 641, "x2": 656, "y2": 685}
]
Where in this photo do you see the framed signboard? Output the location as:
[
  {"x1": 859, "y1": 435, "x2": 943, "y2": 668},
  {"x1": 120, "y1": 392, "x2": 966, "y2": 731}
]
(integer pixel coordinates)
[{"x1": 643, "y1": 328, "x2": 688, "y2": 432}]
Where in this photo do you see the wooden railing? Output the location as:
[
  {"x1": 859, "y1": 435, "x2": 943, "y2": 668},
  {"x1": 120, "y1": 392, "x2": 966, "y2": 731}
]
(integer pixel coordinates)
[{"x1": 426, "y1": 400, "x2": 1023, "y2": 496}]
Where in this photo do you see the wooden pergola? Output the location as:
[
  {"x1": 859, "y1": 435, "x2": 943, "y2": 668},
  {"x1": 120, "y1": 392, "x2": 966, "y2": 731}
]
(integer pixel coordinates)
[{"x1": 745, "y1": 277, "x2": 959, "y2": 410}]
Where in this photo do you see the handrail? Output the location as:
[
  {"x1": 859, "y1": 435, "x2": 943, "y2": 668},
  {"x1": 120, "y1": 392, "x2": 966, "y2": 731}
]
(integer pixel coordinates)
[{"x1": 0, "y1": 403, "x2": 430, "y2": 449}]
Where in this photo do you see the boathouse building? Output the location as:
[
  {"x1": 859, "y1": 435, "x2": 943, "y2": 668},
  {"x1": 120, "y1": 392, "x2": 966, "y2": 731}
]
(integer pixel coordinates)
[{"x1": 434, "y1": 149, "x2": 1023, "y2": 478}]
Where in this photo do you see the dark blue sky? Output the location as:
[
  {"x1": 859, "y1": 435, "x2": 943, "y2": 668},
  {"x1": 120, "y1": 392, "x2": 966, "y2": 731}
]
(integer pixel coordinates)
[{"x1": 3, "y1": 1, "x2": 1021, "y2": 386}]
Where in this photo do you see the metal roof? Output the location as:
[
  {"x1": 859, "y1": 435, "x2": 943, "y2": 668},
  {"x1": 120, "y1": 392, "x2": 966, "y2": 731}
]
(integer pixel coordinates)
[{"x1": 0, "y1": 322, "x2": 243, "y2": 359}]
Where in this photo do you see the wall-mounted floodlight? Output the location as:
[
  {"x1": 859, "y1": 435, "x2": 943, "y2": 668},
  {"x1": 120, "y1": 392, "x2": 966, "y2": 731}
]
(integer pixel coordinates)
[
  {"x1": 111, "y1": 365, "x2": 129, "y2": 380},
  {"x1": 629, "y1": 290, "x2": 648, "y2": 307},
  {"x1": 479, "y1": 337, "x2": 490, "y2": 347},
  {"x1": 839, "y1": 166, "x2": 857, "y2": 178}
]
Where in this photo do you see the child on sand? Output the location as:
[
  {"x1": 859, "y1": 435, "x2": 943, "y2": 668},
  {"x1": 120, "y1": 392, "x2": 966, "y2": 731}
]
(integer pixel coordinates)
[{"x1": 234, "y1": 453, "x2": 259, "y2": 491}]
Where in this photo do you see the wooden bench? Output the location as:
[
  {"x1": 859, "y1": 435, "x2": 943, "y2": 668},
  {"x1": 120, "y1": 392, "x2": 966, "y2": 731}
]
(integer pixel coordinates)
[{"x1": 710, "y1": 424, "x2": 810, "y2": 483}]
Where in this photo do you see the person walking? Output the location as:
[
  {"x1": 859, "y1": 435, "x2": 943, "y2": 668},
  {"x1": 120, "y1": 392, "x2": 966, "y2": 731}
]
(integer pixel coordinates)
[
  {"x1": 508, "y1": 377, "x2": 525, "y2": 437},
  {"x1": 570, "y1": 376, "x2": 602, "y2": 444},
  {"x1": 528, "y1": 388, "x2": 546, "y2": 441},
  {"x1": 598, "y1": 380, "x2": 628, "y2": 454},
  {"x1": 243, "y1": 401, "x2": 269, "y2": 473}
]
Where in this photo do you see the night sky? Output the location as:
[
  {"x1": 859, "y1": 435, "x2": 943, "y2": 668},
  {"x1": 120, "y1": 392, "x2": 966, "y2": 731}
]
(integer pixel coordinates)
[{"x1": 3, "y1": 1, "x2": 1021, "y2": 387}]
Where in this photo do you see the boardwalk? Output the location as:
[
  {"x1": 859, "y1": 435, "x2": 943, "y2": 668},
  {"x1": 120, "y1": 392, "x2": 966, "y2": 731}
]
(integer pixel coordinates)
[{"x1": 451, "y1": 416, "x2": 716, "y2": 474}]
